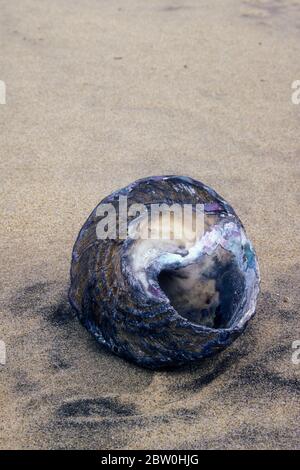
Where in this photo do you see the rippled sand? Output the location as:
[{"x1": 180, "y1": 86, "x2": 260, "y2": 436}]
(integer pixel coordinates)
[{"x1": 0, "y1": 0, "x2": 299, "y2": 449}]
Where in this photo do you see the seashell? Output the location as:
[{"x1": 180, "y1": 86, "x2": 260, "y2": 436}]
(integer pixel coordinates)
[{"x1": 69, "y1": 176, "x2": 260, "y2": 369}]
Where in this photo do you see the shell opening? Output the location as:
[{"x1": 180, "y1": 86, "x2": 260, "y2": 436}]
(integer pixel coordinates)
[
  {"x1": 128, "y1": 208, "x2": 248, "y2": 329},
  {"x1": 158, "y1": 251, "x2": 246, "y2": 329}
]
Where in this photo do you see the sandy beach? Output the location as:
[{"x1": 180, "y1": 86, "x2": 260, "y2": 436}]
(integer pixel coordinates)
[{"x1": 0, "y1": 0, "x2": 299, "y2": 449}]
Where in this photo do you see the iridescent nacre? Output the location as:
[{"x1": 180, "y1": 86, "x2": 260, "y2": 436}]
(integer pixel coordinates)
[{"x1": 69, "y1": 176, "x2": 260, "y2": 368}]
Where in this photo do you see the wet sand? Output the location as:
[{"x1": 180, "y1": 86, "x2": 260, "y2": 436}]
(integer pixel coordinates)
[{"x1": 0, "y1": 0, "x2": 299, "y2": 449}]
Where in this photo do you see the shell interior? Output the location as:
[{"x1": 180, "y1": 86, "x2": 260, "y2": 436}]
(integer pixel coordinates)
[{"x1": 158, "y1": 248, "x2": 245, "y2": 329}]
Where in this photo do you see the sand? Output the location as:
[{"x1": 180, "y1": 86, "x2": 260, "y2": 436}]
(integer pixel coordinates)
[{"x1": 0, "y1": 0, "x2": 299, "y2": 449}]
